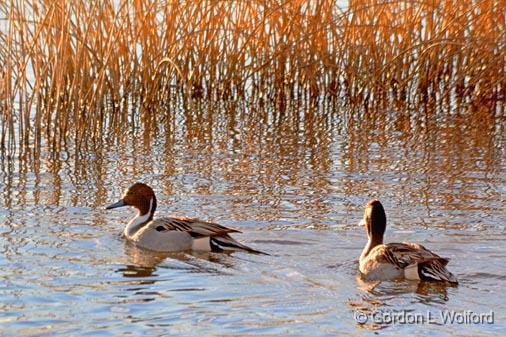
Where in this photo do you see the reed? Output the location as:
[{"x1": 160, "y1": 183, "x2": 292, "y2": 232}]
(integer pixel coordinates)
[{"x1": 0, "y1": 0, "x2": 504, "y2": 153}]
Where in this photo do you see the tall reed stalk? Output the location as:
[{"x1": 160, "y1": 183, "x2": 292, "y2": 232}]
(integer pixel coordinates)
[{"x1": 0, "y1": 0, "x2": 504, "y2": 153}]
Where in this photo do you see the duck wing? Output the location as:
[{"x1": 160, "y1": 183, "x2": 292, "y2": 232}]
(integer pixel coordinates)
[
  {"x1": 149, "y1": 216, "x2": 241, "y2": 238},
  {"x1": 383, "y1": 242, "x2": 449, "y2": 268},
  {"x1": 371, "y1": 243, "x2": 457, "y2": 284},
  {"x1": 147, "y1": 216, "x2": 266, "y2": 255}
]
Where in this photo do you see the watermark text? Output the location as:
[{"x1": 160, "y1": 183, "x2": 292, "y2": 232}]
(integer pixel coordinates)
[{"x1": 353, "y1": 309, "x2": 494, "y2": 325}]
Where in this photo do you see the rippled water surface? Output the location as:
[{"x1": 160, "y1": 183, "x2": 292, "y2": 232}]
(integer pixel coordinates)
[{"x1": 1, "y1": 100, "x2": 505, "y2": 336}]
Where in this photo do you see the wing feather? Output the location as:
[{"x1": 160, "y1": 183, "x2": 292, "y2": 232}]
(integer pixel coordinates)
[
  {"x1": 370, "y1": 242, "x2": 448, "y2": 268},
  {"x1": 369, "y1": 242, "x2": 456, "y2": 283},
  {"x1": 148, "y1": 216, "x2": 241, "y2": 238}
]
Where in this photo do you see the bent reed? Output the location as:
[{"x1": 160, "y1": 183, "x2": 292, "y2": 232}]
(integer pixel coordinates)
[{"x1": 0, "y1": 0, "x2": 504, "y2": 153}]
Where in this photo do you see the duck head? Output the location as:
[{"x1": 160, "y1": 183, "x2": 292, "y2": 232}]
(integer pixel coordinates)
[
  {"x1": 106, "y1": 182, "x2": 157, "y2": 217},
  {"x1": 362, "y1": 199, "x2": 386, "y2": 244}
]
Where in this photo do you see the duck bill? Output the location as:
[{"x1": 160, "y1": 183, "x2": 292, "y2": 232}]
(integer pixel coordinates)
[{"x1": 105, "y1": 199, "x2": 126, "y2": 209}]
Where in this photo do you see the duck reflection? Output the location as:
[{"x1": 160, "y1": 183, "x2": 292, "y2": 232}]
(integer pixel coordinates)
[
  {"x1": 118, "y1": 244, "x2": 171, "y2": 278},
  {"x1": 351, "y1": 274, "x2": 457, "y2": 330},
  {"x1": 118, "y1": 241, "x2": 239, "y2": 278},
  {"x1": 356, "y1": 273, "x2": 456, "y2": 297}
]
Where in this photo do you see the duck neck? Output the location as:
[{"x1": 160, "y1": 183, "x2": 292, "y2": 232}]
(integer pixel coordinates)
[
  {"x1": 360, "y1": 235, "x2": 383, "y2": 261},
  {"x1": 124, "y1": 196, "x2": 157, "y2": 237}
]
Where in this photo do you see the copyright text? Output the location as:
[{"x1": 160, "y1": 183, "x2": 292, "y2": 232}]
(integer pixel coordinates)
[{"x1": 353, "y1": 309, "x2": 494, "y2": 325}]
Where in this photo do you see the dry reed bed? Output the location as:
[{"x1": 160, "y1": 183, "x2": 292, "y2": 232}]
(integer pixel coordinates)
[{"x1": 0, "y1": 0, "x2": 504, "y2": 153}]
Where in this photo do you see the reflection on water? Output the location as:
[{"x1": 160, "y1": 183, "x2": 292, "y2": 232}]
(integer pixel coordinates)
[
  {"x1": 352, "y1": 275, "x2": 489, "y2": 331},
  {"x1": 120, "y1": 243, "x2": 239, "y2": 278},
  {"x1": 0, "y1": 99, "x2": 505, "y2": 335}
]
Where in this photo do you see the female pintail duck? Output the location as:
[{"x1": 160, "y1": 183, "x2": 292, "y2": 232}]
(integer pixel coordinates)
[
  {"x1": 106, "y1": 182, "x2": 264, "y2": 254},
  {"x1": 359, "y1": 200, "x2": 457, "y2": 284}
]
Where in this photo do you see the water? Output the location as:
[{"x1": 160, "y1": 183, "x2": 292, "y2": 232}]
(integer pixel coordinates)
[{"x1": 1, "y1": 99, "x2": 505, "y2": 336}]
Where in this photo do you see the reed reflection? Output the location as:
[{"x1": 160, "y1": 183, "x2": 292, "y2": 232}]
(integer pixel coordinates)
[
  {"x1": 340, "y1": 99, "x2": 504, "y2": 221},
  {"x1": 0, "y1": 97, "x2": 503, "y2": 230}
]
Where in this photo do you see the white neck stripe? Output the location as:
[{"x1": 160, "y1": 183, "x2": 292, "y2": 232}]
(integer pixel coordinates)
[{"x1": 124, "y1": 198, "x2": 153, "y2": 238}]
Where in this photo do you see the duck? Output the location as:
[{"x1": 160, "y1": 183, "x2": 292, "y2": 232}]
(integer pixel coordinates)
[
  {"x1": 106, "y1": 182, "x2": 265, "y2": 254},
  {"x1": 359, "y1": 199, "x2": 457, "y2": 284}
]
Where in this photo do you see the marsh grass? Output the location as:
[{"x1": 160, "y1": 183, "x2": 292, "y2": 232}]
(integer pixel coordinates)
[{"x1": 0, "y1": 0, "x2": 504, "y2": 153}]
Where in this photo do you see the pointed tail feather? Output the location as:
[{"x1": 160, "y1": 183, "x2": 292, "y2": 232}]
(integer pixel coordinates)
[
  {"x1": 210, "y1": 235, "x2": 268, "y2": 255},
  {"x1": 418, "y1": 260, "x2": 458, "y2": 284}
]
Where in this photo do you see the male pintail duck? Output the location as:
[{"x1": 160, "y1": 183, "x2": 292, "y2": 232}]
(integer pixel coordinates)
[
  {"x1": 359, "y1": 200, "x2": 457, "y2": 284},
  {"x1": 106, "y1": 183, "x2": 265, "y2": 254}
]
